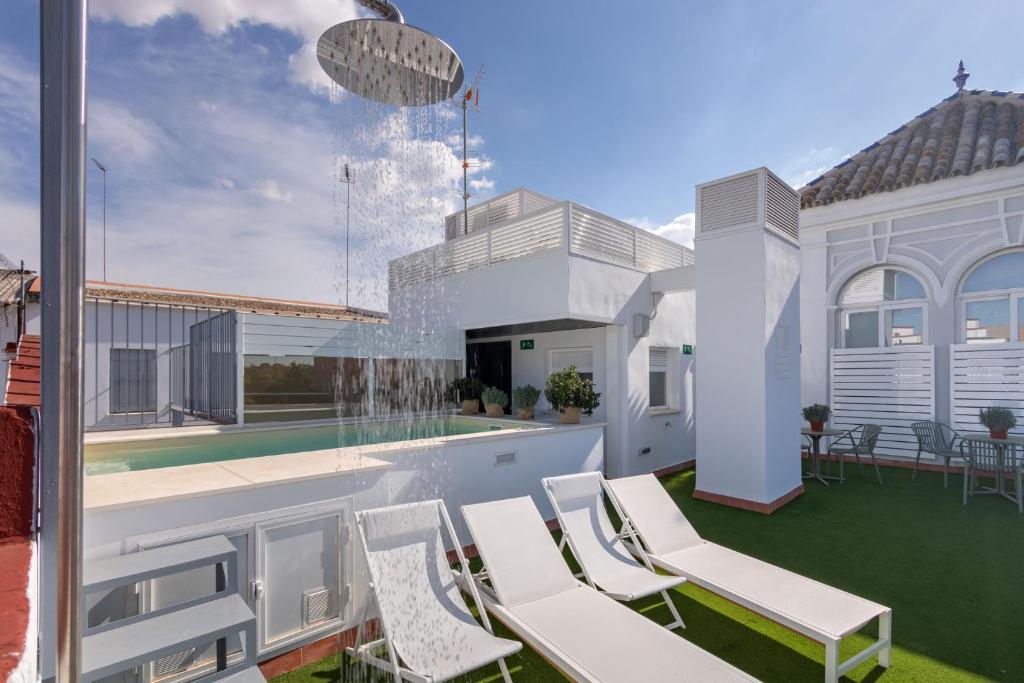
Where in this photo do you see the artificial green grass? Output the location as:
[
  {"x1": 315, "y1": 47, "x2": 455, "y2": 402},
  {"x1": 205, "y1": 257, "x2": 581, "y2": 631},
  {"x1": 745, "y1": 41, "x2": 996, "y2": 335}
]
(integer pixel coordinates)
[{"x1": 272, "y1": 466, "x2": 1023, "y2": 682}]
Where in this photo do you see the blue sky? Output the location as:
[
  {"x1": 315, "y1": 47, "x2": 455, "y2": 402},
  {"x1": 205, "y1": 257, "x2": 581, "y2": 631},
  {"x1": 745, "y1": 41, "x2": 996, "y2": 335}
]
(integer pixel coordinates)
[{"x1": 3, "y1": 0, "x2": 1024, "y2": 311}]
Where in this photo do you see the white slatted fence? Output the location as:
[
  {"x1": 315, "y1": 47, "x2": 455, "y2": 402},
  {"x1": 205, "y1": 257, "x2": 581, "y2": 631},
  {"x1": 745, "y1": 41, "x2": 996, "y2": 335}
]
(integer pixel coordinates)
[
  {"x1": 950, "y1": 342, "x2": 1024, "y2": 437},
  {"x1": 829, "y1": 346, "x2": 935, "y2": 459}
]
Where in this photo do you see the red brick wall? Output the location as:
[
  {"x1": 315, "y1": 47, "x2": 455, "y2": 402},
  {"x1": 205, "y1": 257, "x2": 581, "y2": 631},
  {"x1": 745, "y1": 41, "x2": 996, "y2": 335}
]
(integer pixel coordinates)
[{"x1": 0, "y1": 407, "x2": 34, "y2": 539}]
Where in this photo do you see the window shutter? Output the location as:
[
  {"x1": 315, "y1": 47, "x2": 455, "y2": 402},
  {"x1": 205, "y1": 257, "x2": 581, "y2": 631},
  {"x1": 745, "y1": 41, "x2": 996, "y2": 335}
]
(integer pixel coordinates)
[
  {"x1": 649, "y1": 347, "x2": 669, "y2": 371},
  {"x1": 550, "y1": 348, "x2": 593, "y2": 373}
]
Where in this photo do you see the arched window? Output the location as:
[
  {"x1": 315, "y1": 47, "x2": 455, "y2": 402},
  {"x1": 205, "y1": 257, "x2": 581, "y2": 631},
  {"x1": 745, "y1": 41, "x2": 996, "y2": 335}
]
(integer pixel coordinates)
[
  {"x1": 959, "y1": 250, "x2": 1024, "y2": 343},
  {"x1": 838, "y1": 268, "x2": 928, "y2": 348}
]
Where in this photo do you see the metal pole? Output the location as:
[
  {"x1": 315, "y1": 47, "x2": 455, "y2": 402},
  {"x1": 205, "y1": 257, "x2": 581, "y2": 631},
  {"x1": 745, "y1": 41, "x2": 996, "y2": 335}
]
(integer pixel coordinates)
[
  {"x1": 343, "y1": 164, "x2": 353, "y2": 309},
  {"x1": 40, "y1": 1, "x2": 88, "y2": 681},
  {"x1": 462, "y1": 96, "x2": 469, "y2": 235},
  {"x1": 90, "y1": 158, "x2": 106, "y2": 281}
]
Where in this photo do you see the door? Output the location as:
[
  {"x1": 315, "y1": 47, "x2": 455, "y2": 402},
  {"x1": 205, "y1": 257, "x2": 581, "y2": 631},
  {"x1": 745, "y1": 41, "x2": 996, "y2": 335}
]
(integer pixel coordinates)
[{"x1": 466, "y1": 341, "x2": 512, "y2": 414}]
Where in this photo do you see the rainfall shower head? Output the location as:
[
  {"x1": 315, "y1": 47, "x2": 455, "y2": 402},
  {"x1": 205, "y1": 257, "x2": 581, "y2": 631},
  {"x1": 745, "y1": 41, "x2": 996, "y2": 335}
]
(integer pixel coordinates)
[{"x1": 317, "y1": 0, "x2": 464, "y2": 107}]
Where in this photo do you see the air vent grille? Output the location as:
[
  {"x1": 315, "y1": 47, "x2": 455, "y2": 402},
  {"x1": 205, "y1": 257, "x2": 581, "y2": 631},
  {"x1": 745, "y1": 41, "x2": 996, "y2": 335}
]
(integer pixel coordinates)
[
  {"x1": 698, "y1": 173, "x2": 759, "y2": 234},
  {"x1": 303, "y1": 587, "x2": 331, "y2": 626},
  {"x1": 765, "y1": 172, "x2": 800, "y2": 242}
]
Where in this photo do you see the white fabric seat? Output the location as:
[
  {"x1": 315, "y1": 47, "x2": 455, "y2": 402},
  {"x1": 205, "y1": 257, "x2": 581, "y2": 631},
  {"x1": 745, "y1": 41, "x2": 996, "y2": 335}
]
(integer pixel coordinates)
[
  {"x1": 461, "y1": 496, "x2": 757, "y2": 683},
  {"x1": 543, "y1": 472, "x2": 686, "y2": 615},
  {"x1": 606, "y1": 474, "x2": 893, "y2": 683},
  {"x1": 352, "y1": 500, "x2": 520, "y2": 683}
]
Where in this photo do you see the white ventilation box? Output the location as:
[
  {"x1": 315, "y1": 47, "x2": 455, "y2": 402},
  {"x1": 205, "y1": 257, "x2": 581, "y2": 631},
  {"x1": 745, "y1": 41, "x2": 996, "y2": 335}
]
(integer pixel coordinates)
[{"x1": 696, "y1": 167, "x2": 799, "y2": 244}]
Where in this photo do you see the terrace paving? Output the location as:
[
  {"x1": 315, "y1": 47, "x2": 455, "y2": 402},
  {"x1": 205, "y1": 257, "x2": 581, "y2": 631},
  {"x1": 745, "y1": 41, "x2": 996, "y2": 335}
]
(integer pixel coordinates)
[{"x1": 273, "y1": 466, "x2": 1023, "y2": 682}]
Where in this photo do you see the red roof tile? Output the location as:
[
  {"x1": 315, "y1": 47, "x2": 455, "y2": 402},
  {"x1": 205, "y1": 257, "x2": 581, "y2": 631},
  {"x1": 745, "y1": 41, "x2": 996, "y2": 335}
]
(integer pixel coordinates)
[{"x1": 4, "y1": 335, "x2": 41, "y2": 409}]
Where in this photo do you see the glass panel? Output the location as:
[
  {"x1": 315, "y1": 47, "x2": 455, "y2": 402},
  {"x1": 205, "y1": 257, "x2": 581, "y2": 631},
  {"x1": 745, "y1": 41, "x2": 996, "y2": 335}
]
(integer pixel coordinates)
[
  {"x1": 884, "y1": 307, "x2": 924, "y2": 346},
  {"x1": 649, "y1": 371, "x2": 667, "y2": 408},
  {"x1": 962, "y1": 251, "x2": 1024, "y2": 293},
  {"x1": 244, "y1": 355, "x2": 368, "y2": 422},
  {"x1": 964, "y1": 299, "x2": 1010, "y2": 343},
  {"x1": 843, "y1": 310, "x2": 879, "y2": 348},
  {"x1": 841, "y1": 269, "x2": 926, "y2": 305},
  {"x1": 1019, "y1": 298, "x2": 1024, "y2": 342},
  {"x1": 374, "y1": 358, "x2": 459, "y2": 414}
]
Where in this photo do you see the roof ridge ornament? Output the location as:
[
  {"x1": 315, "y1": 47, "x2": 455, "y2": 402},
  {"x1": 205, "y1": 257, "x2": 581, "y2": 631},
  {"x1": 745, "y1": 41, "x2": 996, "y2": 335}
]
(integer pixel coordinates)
[{"x1": 953, "y1": 60, "x2": 970, "y2": 91}]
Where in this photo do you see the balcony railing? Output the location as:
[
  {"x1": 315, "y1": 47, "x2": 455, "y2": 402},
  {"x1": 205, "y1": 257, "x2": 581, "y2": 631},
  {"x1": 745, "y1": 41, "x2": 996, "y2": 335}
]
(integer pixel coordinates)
[{"x1": 390, "y1": 202, "x2": 694, "y2": 290}]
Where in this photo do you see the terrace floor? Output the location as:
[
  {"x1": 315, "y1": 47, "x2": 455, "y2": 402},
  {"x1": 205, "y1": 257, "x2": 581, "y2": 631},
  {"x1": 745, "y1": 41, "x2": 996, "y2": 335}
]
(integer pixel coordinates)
[{"x1": 273, "y1": 465, "x2": 1023, "y2": 682}]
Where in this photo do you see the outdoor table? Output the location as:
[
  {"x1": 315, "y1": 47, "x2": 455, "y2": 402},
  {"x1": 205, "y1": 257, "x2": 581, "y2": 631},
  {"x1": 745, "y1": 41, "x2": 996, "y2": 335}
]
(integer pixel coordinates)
[
  {"x1": 961, "y1": 434, "x2": 1024, "y2": 503},
  {"x1": 801, "y1": 427, "x2": 846, "y2": 486}
]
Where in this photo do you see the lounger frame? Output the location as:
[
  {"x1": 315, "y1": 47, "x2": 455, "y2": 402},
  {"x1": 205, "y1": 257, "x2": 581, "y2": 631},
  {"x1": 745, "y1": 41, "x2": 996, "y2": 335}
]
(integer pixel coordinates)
[
  {"x1": 607, "y1": 480, "x2": 892, "y2": 683},
  {"x1": 345, "y1": 500, "x2": 513, "y2": 683},
  {"x1": 542, "y1": 474, "x2": 685, "y2": 630}
]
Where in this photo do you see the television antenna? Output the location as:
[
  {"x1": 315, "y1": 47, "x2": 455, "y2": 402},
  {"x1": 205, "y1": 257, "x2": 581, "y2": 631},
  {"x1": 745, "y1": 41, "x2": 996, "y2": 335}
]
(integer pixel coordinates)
[
  {"x1": 341, "y1": 163, "x2": 355, "y2": 308},
  {"x1": 460, "y1": 65, "x2": 486, "y2": 235}
]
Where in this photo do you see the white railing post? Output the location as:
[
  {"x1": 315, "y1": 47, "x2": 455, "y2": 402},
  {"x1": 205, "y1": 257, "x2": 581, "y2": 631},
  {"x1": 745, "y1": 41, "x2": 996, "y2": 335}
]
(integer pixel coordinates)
[{"x1": 564, "y1": 202, "x2": 573, "y2": 257}]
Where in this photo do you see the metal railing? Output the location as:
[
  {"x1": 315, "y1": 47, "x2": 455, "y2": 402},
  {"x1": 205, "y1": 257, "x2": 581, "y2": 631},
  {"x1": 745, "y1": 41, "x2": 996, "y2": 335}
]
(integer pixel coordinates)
[
  {"x1": 85, "y1": 297, "x2": 238, "y2": 430},
  {"x1": 391, "y1": 202, "x2": 693, "y2": 290}
]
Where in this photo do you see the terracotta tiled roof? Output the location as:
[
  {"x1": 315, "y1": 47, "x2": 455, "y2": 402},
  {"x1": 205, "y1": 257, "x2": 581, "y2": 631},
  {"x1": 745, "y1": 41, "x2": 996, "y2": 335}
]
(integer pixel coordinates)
[
  {"x1": 4, "y1": 335, "x2": 40, "y2": 409},
  {"x1": 0, "y1": 270, "x2": 32, "y2": 305},
  {"x1": 801, "y1": 90, "x2": 1024, "y2": 208}
]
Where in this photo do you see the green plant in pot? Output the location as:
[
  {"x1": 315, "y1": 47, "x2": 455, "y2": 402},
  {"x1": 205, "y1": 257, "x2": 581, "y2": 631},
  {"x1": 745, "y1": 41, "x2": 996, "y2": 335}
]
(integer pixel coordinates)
[
  {"x1": 446, "y1": 377, "x2": 484, "y2": 415},
  {"x1": 545, "y1": 365, "x2": 601, "y2": 424},
  {"x1": 802, "y1": 404, "x2": 831, "y2": 432},
  {"x1": 979, "y1": 406, "x2": 1016, "y2": 439},
  {"x1": 512, "y1": 384, "x2": 540, "y2": 420},
  {"x1": 481, "y1": 386, "x2": 509, "y2": 418}
]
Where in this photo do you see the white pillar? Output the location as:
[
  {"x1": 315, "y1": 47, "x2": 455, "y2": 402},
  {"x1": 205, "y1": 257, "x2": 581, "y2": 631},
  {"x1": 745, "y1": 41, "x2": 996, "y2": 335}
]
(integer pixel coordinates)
[{"x1": 694, "y1": 168, "x2": 803, "y2": 510}]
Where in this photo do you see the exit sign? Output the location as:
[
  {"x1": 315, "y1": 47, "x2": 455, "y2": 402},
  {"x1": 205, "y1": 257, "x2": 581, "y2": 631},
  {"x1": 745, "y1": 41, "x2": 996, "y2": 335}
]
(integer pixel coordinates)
[
  {"x1": 520, "y1": 339, "x2": 535, "y2": 350},
  {"x1": 682, "y1": 344, "x2": 693, "y2": 355}
]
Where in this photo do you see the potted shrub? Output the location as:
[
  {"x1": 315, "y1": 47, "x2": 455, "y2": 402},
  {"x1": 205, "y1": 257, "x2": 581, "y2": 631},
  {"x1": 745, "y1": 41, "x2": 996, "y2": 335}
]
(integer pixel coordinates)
[
  {"x1": 545, "y1": 365, "x2": 601, "y2": 424},
  {"x1": 446, "y1": 377, "x2": 485, "y2": 415},
  {"x1": 481, "y1": 386, "x2": 509, "y2": 418},
  {"x1": 979, "y1": 406, "x2": 1016, "y2": 439},
  {"x1": 802, "y1": 404, "x2": 831, "y2": 432},
  {"x1": 512, "y1": 384, "x2": 541, "y2": 420}
]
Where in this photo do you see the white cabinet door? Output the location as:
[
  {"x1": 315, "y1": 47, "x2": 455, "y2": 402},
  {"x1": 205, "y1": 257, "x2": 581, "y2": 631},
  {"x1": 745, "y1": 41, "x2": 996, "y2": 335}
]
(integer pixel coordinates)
[{"x1": 255, "y1": 506, "x2": 350, "y2": 654}]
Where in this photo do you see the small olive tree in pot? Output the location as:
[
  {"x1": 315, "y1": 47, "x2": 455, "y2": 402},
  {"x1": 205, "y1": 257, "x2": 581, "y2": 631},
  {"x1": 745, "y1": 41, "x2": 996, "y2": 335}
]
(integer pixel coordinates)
[
  {"x1": 481, "y1": 386, "x2": 509, "y2": 417},
  {"x1": 545, "y1": 365, "x2": 601, "y2": 424},
  {"x1": 979, "y1": 406, "x2": 1016, "y2": 439},
  {"x1": 446, "y1": 377, "x2": 485, "y2": 415},
  {"x1": 512, "y1": 384, "x2": 540, "y2": 420},
  {"x1": 801, "y1": 404, "x2": 831, "y2": 432}
]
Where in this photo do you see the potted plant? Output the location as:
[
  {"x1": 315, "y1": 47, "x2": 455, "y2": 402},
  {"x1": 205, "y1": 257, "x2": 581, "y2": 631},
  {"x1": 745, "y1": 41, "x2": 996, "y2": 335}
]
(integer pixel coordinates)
[
  {"x1": 802, "y1": 404, "x2": 831, "y2": 432},
  {"x1": 512, "y1": 384, "x2": 541, "y2": 420},
  {"x1": 979, "y1": 406, "x2": 1016, "y2": 439},
  {"x1": 445, "y1": 377, "x2": 485, "y2": 415},
  {"x1": 481, "y1": 386, "x2": 509, "y2": 418},
  {"x1": 544, "y1": 365, "x2": 601, "y2": 424}
]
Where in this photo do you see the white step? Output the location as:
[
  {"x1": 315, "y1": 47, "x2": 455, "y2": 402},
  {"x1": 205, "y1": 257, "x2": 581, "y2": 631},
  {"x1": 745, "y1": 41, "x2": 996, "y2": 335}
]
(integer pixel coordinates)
[
  {"x1": 206, "y1": 666, "x2": 268, "y2": 682},
  {"x1": 84, "y1": 535, "x2": 237, "y2": 592},
  {"x1": 82, "y1": 594, "x2": 255, "y2": 682}
]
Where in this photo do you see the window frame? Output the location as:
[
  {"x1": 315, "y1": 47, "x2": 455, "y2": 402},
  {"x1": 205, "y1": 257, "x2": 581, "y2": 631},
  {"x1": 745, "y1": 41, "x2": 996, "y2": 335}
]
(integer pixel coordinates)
[
  {"x1": 835, "y1": 267, "x2": 930, "y2": 349},
  {"x1": 648, "y1": 347, "x2": 670, "y2": 410},
  {"x1": 547, "y1": 347, "x2": 595, "y2": 381},
  {"x1": 109, "y1": 347, "x2": 158, "y2": 414},
  {"x1": 958, "y1": 289, "x2": 1024, "y2": 343}
]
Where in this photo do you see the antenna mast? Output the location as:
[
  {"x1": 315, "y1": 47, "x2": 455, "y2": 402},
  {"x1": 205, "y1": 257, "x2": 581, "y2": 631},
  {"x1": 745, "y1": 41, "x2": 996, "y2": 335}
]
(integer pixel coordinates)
[
  {"x1": 462, "y1": 66, "x2": 485, "y2": 235},
  {"x1": 342, "y1": 163, "x2": 355, "y2": 308}
]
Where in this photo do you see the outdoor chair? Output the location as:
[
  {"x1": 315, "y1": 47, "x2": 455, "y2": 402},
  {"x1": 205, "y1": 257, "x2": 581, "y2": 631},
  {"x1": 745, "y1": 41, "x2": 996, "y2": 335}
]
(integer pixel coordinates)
[
  {"x1": 962, "y1": 439, "x2": 1024, "y2": 513},
  {"x1": 542, "y1": 472, "x2": 686, "y2": 630},
  {"x1": 606, "y1": 473, "x2": 893, "y2": 683},
  {"x1": 828, "y1": 424, "x2": 884, "y2": 485},
  {"x1": 460, "y1": 496, "x2": 756, "y2": 682},
  {"x1": 910, "y1": 421, "x2": 964, "y2": 487},
  {"x1": 345, "y1": 499, "x2": 520, "y2": 683}
]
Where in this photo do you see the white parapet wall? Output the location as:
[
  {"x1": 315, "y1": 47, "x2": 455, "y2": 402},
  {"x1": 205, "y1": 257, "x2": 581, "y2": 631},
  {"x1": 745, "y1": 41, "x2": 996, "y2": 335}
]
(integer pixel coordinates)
[{"x1": 83, "y1": 420, "x2": 604, "y2": 666}]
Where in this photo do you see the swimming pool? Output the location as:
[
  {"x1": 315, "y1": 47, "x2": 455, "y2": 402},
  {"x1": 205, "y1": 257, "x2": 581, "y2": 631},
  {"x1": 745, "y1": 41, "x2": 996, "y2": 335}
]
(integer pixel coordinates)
[{"x1": 85, "y1": 416, "x2": 525, "y2": 475}]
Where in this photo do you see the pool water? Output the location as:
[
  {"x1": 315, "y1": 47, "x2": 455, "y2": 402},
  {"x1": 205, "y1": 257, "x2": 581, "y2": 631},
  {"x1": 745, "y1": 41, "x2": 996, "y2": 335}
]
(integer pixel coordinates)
[{"x1": 85, "y1": 416, "x2": 518, "y2": 475}]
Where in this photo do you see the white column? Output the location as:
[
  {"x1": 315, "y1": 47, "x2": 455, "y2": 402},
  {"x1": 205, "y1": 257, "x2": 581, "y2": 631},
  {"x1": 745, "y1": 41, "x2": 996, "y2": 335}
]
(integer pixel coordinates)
[{"x1": 694, "y1": 168, "x2": 803, "y2": 508}]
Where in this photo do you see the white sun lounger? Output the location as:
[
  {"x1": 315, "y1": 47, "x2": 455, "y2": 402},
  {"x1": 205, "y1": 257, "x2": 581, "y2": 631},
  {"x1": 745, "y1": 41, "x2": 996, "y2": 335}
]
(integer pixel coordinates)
[
  {"x1": 461, "y1": 496, "x2": 758, "y2": 682},
  {"x1": 605, "y1": 474, "x2": 893, "y2": 683},
  {"x1": 542, "y1": 472, "x2": 687, "y2": 630},
  {"x1": 348, "y1": 499, "x2": 521, "y2": 683}
]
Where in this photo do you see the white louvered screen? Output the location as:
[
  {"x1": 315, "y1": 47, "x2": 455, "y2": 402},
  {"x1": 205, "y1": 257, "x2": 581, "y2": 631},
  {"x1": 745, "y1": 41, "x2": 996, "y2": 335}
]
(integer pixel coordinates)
[
  {"x1": 950, "y1": 343, "x2": 1024, "y2": 437},
  {"x1": 466, "y1": 204, "x2": 489, "y2": 234},
  {"x1": 436, "y1": 232, "x2": 489, "y2": 276},
  {"x1": 698, "y1": 172, "x2": 759, "y2": 234},
  {"x1": 490, "y1": 207, "x2": 564, "y2": 263},
  {"x1": 550, "y1": 347, "x2": 594, "y2": 374},
  {"x1": 445, "y1": 214, "x2": 459, "y2": 240},
  {"x1": 569, "y1": 205, "x2": 635, "y2": 266},
  {"x1": 636, "y1": 230, "x2": 686, "y2": 271},
  {"x1": 523, "y1": 190, "x2": 558, "y2": 214},
  {"x1": 765, "y1": 170, "x2": 800, "y2": 242},
  {"x1": 829, "y1": 346, "x2": 935, "y2": 459},
  {"x1": 487, "y1": 192, "x2": 520, "y2": 224},
  {"x1": 649, "y1": 347, "x2": 669, "y2": 371}
]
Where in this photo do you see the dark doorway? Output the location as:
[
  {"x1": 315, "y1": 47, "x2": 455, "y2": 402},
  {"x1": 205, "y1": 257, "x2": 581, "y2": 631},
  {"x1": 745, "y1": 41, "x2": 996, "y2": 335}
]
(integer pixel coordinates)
[{"x1": 466, "y1": 341, "x2": 512, "y2": 414}]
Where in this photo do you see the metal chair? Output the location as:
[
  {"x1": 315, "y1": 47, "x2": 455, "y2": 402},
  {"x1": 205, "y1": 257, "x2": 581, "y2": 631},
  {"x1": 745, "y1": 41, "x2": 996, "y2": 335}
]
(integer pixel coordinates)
[
  {"x1": 828, "y1": 424, "x2": 884, "y2": 485},
  {"x1": 910, "y1": 421, "x2": 964, "y2": 488},
  {"x1": 962, "y1": 439, "x2": 1003, "y2": 507}
]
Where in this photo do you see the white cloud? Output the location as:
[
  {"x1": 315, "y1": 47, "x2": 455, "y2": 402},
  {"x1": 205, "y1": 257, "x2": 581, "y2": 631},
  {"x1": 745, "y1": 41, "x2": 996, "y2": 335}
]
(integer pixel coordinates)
[
  {"x1": 253, "y1": 179, "x2": 294, "y2": 203},
  {"x1": 89, "y1": 0, "x2": 360, "y2": 91},
  {"x1": 626, "y1": 212, "x2": 696, "y2": 248},
  {"x1": 89, "y1": 100, "x2": 165, "y2": 166},
  {"x1": 469, "y1": 176, "x2": 494, "y2": 194}
]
